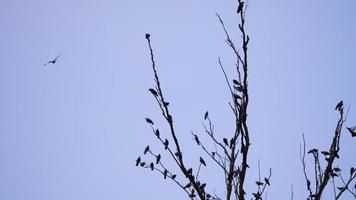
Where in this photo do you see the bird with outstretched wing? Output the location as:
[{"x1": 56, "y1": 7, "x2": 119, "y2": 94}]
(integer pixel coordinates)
[{"x1": 44, "y1": 53, "x2": 61, "y2": 66}]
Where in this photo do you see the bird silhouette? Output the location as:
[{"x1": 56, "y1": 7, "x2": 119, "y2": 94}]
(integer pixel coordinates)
[
  {"x1": 135, "y1": 156, "x2": 141, "y2": 166},
  {"x1": 149, "y1": 88, "x2": 158, "y2": 96},
  {"x1": 44, "y1": 54, "x2": 61, "y2": 66},
  {"x1": 155, "y1": 129, "x2": 160, "y2": 138},
  {"x1": 199, "y1": 157, "x2": 206, "y2": 166},
  {"x1": 264, "y1": 177, "x2": 270, "y2": 185},
  {"x1": 145, "y1": 33, "x2": 150, "y2": 39},
  {"x1": 150, "y1": 162, "x2": 154, "y2": 170},
  {"x1": 223, "y1": 138, "x2": 229, "y2": 146},
  {"x1": 156, "y1": 154, "x2": 161, "y2": 164},
  {"x1": 335, "y1": 100, "x2": 343, "y2": 111},
  {"x1": 237, "y1": 1, "x2": 244, "y2": 14},
  {"x1": 204, "y1": 111, "x2": 209, "y2": 120},
  {"x1": 144, "y1": 145, "x2": 150, "y2": 154},
  {"x1": 164, "y1": 139, "x2": 169, "y2": 149},
  {"x1": 193, "y1": 134, "x2": 200, "y2": 146},
  {"x1": 347, "y1": 126, "x2": 356, "y2": 137},
  {"x1": 163, "y1": 169, "x2": 168, "y2": 179},
  {"x1": 171, "y1": 174, "x2": 177, "y2": 179},
  {"x1": 145, "y1": 118, "x2": 154, "y2": 125},
  {"x1": 183, "y1": 182, "x2": 191, "y2": 189}
]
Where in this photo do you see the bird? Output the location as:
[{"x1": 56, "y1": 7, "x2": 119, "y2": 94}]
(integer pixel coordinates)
[
  {"x1": 223, "y1": 138, "x2": 229, "y2": 146},
  {"x1": 308, "y1": 148, "x2": 318, "y2": 154},
  {"x1": 171, "y1": 174, "x2": 177, "y2": 179},
  {"x1": 193, "y1": 134, "x2": 200, "y2": 146},
  {"x1": 183, "y1": 182, "x2": 192, "y2": 189},
  {"x1": 148, "y1": 88, "x2": 158, "y2": 96},
  {"x1": 164, "y1": 139, "x2": 169, "y2": 150},
  {"x1": 155, "y1": 129, "x2": 160, "y2": 138},
  {"x1": 156, "y1": 154, "x2": 161, "y2": 164},
  {"x1": 163, "y1": 169, "x2": 168, "y2": 179},
  {"x1": 237, "y1": 1, "x2": 244, "y2": 14},
  {"x1": 264, "y1": 177, "x2": 270, "y2": 185},
  {"x1": 186, "y1": 168, "x2": 193, "y2": 175},
  {"x1": 44, "y1": 53, "x2": 61, "y2": 66},
  {"x1": 335, "y1": 100, "x2": 343, "y2": 111},
  {"x1": 135, "y1": 156, "x2": 141, "y2": 166},
  {"x1": 144, "y1": 145, "x2": 150, "y2": 154},
  {"x1": 145, "y1": 33, "x2": 150, "y2": 39},
  {"x1": 145, "y1": 118, "x2": 154, "y2": 125},
  {"x1": 199, "y1": 156, "x2": 206, "y2": 166},
  {"x1": 149, "y1": 162, "x2": 154, "y2": 170},
  {"x1": 347, "y1": 126, "x2": 356, "y2": 137},
  {"x1": 204, "y1": 111, "x2": 209, "y2": 120}
]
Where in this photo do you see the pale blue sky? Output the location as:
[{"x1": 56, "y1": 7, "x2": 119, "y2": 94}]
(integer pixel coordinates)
[{"x1": 0, "y1": 0, "x2": 355, "y2": 200}]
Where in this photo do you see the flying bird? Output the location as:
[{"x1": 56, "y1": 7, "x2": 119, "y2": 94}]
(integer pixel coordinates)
[
  {"x1": 335, "y1": 100, "x2": 343, "y2": 111},
  {"x1": 135, "y1": 156, "x2": 141, "y2": 166},
  {"x1": 44, "y1": 53, "x2": 61, "y2": 66},
  {"x1": 199, "y1": 157, "x2": 206, "y2": 166},
  {"x1": 347, "y1": 126, "x2": 356, "y2": 137},
  {"x1": 237, "y1": 1, "x2": 244, "y2": 14}
]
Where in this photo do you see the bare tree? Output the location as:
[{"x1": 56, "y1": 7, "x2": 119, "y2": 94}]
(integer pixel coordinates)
[
  {"x1": 300, "y1": 101, "x2": 356, "y2": 200},
  {"x1": 135, "y1": 1, "x2": 355, "y2": 200}
]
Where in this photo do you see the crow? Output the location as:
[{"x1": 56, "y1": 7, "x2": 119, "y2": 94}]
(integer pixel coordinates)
[
  {"x1": 44, "y1": 53, "x2": 61, "y2": 66},
  {"x1": 347, "y1": 126, "x2": 356, "y2": 137}
]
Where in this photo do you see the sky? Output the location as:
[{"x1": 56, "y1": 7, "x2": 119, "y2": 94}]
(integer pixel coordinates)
[{"x1": 0, "y1": 0, "x2": 355, "y2": 200}]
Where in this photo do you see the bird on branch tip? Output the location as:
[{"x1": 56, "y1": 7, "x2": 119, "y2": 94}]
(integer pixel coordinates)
[
  {"x1": 335, "y1": 100, "x2": 343, "y2": 111},
  {"x1": 200, "y1": 156, "x2": 206, "y2": 166},
  {"x1": 135, "y1": 156, "x2": 141, "y2": 166},
  {"x1": 237, "y1": 1, "x2": 244, "y2": 14},
  {"x1": 347, "y1": 126, "x2": 356, "y2": 137},
  {"x1": 145, "y1": 33, "x2": 150, "y2": 39},
  {"x1": 144, "y1": 145, "x2": 150, "y2": 154},
  {"x1": 145, "y1": 118, "x2": 154, "y2": 125}
]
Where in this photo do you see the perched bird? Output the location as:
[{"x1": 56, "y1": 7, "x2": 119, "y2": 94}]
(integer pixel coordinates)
[
  {"x1": 144, "y1": 145, "x2": 150, "y2": 154},
  {"x1": 175, "y1": 151, "x2": 182, "y2": 159},
  {"x1": 237, "y1": 1, "x2": 244, "y2": 14},
  {"x1": 255, "y1": 181, "x2": 264, "y2": 186},
  {"x1": 145, "y1": 118, "x2": 154, "y2": 125},
  {"x1": 150, "y1": 162, "x2": 154, "y2": 171},
  {"x1": 171, "y1": 174, "x2": 177, "y2": 179},
  {"x1": 44, "y1": 53, "x2": 61, "y2": 66},
  {"x1": 199, "y1": 156, "x2": 206, "y2": 166},
  {"x1": 333, "y1": 167, "x2": 341, "y2": 172},
  {"x1": 164, "y1": 139, "x2": 169, "y2": 150},
  {"x1": 335, "y1": 100, "x2": 343, "y2": 111},
  {"x1": 145, "y1": 33, "x2": 150, "y2": 39},
  {"x1": 163, "y1": 169, "x2": 168, "y2": 179},
  {"x1": 193, "y1": 134, "x2": 200, "y2": 146},
  {"x1": 140, "y1": 162, "x2": 145, "y2": 167},
  {"x1": 156, "y1": 154, "x2": 161, "y2": 164},
  {"x1": 163, "y1": 102, "x2": 169, "y2": 106},
  {"x1": 321, "y1": 151, "x2": 330, "y2": 156},
  {"x1": 204, "y1": 111, "x2": 209, "y2": 120},
  {"x1": 223, "y1": 138, "x2": 229, "y2": 146},
  {"x1": 155, "y1": 129, "x2": 160, "y2": 138},
  {"x1": 135, "y1": 156, "x2": 141, "y2": 166},
  {"x1": 148, "y1": 88, "x2": 158, "y2": 96},
  {"x1": 186, "y1": 168, "x2": 193, "y2": 175},
  {"x1": 347, "y1": 126, "x2": 356, "y2": 137},
  {"x1": 264, "y1": 177, "x2": 270, "y2": 185},
  {"x1": 199, "y1": 183, "x2": 206, "y2": 190}
]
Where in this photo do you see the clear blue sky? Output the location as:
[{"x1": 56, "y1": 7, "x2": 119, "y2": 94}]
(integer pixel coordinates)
[{"x1": 0, "y1": 0, "x2": 355, "y2": 199}]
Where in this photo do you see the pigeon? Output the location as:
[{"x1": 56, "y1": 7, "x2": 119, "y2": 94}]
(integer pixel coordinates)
[
  {"x1": 44, "y1": 53, "x2": 61, "y2": 66},
  {"x1": 347, "y1": 126, "x2": 356, "y2": 137},
  {"x1": 199, "y1": 157, "x2": 206, "y2": 166},
  {"x1": 135, "y1": 156, "x2": 141, "y2": 166}
]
